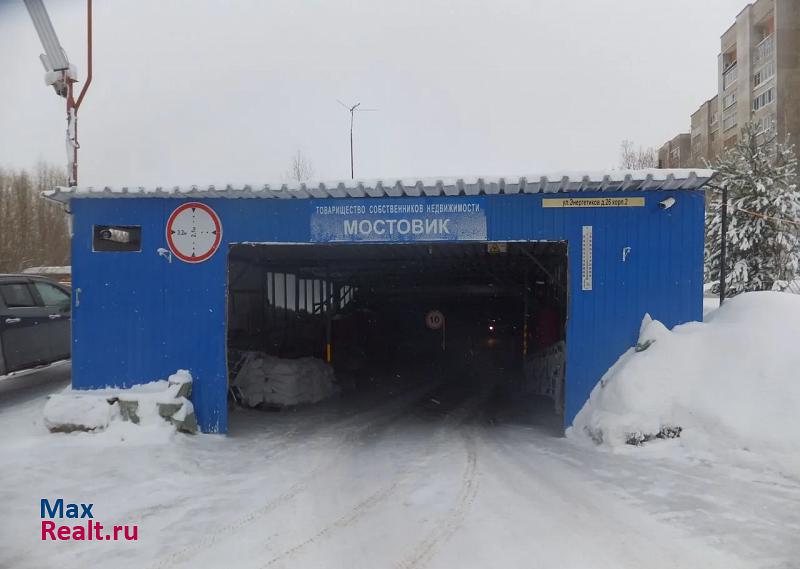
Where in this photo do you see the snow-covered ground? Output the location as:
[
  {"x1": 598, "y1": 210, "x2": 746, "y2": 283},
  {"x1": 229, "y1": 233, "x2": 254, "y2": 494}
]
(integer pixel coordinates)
[
  {"x1": 0, "y1": 383, "x2": 797, "y2": 567},
  {"x1": 1, "y1": 294, "x2": 799, "y2": 568}
]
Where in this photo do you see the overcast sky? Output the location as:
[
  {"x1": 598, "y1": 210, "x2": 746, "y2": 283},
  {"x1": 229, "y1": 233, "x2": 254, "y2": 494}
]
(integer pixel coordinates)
[{"x1": 0, "y1": 0, "x2": 744, "y2": 187}]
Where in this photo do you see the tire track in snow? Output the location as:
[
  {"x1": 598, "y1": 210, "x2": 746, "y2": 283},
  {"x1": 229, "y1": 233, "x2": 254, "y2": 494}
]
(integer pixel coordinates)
[
  {"x1": 256, "y1": 393, "x2": 486, "y2": 569},
  {"x1": 130, "y1": 386, "x2": 424, "y2": 525},
  {"x1": 393, "y1": 426, "x2": 480, "y2": 569},
  {"x1": 261, "y1": 477, "x2": 403, "y2": 568},
  {"x1": 473, "y1": 426, "x2": 751, "y2": 569},
  {"x1": 149, "y1": 383, "x2": 438, "y2": 569}
]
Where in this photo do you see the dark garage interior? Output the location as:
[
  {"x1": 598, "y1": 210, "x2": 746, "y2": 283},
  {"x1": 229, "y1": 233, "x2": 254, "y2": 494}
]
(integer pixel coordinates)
[{"x1": 226, "y1": 242, "x2": 568, "y2": 428}]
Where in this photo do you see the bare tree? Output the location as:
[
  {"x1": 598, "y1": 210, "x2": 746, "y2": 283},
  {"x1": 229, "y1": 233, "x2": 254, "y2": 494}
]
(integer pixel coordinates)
[
  {"x1": 286, "y1": 150, "x2": 315, "y2": 182},
  {"x1": 619, "y1": 140, "x2": 658, "y2": 170},
  {"x1": 0, "y1": 163, "x2": 70, "y2": 273}
]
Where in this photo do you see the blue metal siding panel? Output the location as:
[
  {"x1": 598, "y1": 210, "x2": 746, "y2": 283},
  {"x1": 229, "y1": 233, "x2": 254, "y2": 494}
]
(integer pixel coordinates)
[
  {"x1": 485, "y1": 192, "x2": 704, "y2": 425},
  {"x1": 71, "y1": 199, "x2": 228, "y2": 433},
  {"x1": 70, "y1": 191, "x2": 705, "y2": 433}
]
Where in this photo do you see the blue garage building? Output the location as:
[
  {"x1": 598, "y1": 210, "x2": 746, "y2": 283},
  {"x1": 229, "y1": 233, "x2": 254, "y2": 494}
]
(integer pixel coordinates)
[{"x1": 46, "y1": 169, "x2": 713, "y2": 434}]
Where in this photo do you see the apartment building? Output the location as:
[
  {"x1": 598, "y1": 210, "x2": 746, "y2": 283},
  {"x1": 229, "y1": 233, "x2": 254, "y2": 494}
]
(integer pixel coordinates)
[
  {"x1": 658, "y1": 133, "x2": 692, "y2": 168},
  {"x1": 690, "y1": 96, "x2": 720, "y2": 167},
  {"x1": 663, "y1": 0, "x2": 799, "y2": 167}
]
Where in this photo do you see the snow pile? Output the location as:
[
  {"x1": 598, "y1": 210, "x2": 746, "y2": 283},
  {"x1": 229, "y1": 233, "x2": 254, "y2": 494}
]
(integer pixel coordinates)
[
  {"x1": 569, "y1": 292, "x2": 800, "y2": 473},
  {"x1": 43, "y1": 393, "x2": 120, "y2": 432},
  {"x1": 233, "y1": 352, "x2": 338, "y2": 407},
  {"x1": 43, "y1": 370, "x2": 196, "y2": 435}
]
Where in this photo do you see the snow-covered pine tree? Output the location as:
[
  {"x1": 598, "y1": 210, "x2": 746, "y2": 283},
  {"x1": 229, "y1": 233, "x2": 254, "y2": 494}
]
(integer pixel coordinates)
[{"x1": 705, "y1": 123, "x2": 800, "y2": 295}]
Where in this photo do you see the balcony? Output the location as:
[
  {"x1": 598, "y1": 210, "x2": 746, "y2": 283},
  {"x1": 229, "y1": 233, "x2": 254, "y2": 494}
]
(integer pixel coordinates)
[
  {"x1": 723, "y1": 64, "x2": 738, "y2": 90},
  {"x1": 753, "y1": 61, "x2": 775, "y2": 90},
  {"x1": 754, "y1": 34, "x2": 774, "y2": 65},
  {"x1": 723, "y1": 111, "x2": 738, "y2": 132},
  {"x1": 723, "y1": 91, "x2": 737, "y2": 110}
]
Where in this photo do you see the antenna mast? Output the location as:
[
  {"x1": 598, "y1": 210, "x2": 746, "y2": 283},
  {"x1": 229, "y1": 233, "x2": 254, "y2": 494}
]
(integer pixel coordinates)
[
  {"x1": 338, "y1": 100, "x2": 376, "y2": 179},
  {"x1": 24, "y1": 0, "x2": 93, "y2": 187}
]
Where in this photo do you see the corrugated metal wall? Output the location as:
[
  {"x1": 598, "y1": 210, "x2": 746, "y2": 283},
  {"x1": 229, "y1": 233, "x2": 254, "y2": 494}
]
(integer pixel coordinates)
[{"x1": 70, "y1": 190, "x2": 705, "y2": 433}]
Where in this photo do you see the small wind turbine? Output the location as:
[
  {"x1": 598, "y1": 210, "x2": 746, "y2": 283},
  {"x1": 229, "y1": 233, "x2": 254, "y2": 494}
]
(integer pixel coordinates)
[{"x1": 338, "y1": 100, "x2": 377, "y2": 179}]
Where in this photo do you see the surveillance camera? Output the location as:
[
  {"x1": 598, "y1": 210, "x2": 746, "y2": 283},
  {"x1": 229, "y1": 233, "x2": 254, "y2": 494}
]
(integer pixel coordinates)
[
  {"x1": 659, "y1": 197, "x2": 676, "y2": 210},
  {"x1": 99, "y1": 227, "x2": 131, "y2": 243}
]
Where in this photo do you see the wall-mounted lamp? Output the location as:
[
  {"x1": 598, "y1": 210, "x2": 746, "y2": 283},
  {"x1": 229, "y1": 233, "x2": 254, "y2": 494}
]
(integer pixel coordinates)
[
  {"x1": 659, "y1": 197, "x2": 676, "y2": 210},
  {"x1": 157, "y1": 247, "x2": 172, "y2": 264}
]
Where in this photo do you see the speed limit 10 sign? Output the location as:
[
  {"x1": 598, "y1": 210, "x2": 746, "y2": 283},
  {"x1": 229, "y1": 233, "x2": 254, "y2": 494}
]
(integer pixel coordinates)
[{"x1": 425, "y1": 310, "x2": 445, "y2": 330}]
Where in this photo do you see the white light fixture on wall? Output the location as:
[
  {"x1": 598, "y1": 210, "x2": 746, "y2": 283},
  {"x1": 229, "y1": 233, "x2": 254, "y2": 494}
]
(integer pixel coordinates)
[
  {"x1": 659, "y1": 197, "x2": 676, "y2": 210},
  {"x1": 157, "y1": 248, "x2": 173, "y2": 264}
]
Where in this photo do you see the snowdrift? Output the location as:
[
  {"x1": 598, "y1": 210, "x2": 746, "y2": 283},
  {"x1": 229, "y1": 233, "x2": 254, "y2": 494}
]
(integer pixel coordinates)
[
  {"x1": 232, "y1": 353, "x2": 339, "y2": 407},
  {"x1": 569, "y1": 292, "x2": 800, "y2": 472},
  {"x1": 43, "y1": 393, "x2": 119, "y2": 432},
  {"x1": 43, "y1": 370, "x2": 196, "y2": 435}
]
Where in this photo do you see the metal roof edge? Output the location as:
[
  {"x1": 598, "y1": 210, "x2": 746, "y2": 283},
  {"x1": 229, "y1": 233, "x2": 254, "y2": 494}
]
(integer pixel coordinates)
[{"x1": 42, "y1": 169, "x2": 717, "y2": 204}]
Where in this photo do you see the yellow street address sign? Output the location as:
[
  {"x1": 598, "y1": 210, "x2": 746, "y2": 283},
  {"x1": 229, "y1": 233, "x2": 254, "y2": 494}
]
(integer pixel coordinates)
[{"x1": 542, "y1": 197, "x2": 645, "y2": 208}]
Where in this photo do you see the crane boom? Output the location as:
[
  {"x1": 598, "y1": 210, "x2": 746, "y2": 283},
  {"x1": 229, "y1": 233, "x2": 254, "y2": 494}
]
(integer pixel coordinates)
[
  {"x1": 24, "y1": 0, "x2": 92, "y2": 187},
  {"x1": 24, "y1": 0, "x2": 70, "y2": 71}
]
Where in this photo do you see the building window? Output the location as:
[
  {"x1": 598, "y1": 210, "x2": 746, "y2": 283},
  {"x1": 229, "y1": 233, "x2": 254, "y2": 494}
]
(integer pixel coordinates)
[
  {"x1": 723, "y1": 64, "x2": 738, "y2": 90},
  {"x1": 723, "y1": 112, "x2": 738, "y2": 132},
  {"x1": 722, "y1": 48, "x2": 737, "y2": 70},
  {"x1": 754, "y1": 33, "x2": 774, "y2": 65},
  {"x1": 753, "y1": 61, "x2": 775, "y2": 89},
  {"x1": 753, "y1": 87, "x2": 775, "y2": 111},
  {"x1": 755, "y1": 114, "x2": 777, "y2": 137},
  {"x1": 756, "y1": 14, "x2": 775, "y2": 41},
  {"x1": 92, "y1": 225, "x2": 142, "y2": 252},
  {"x1": 710, "y1": 112, "x2": 718, "y2": 126},
  {"x1": 724, "y1": 135, "x2": 738, "y2": 149},
  {"x1": 692, "y1": 132, "x2": 704, "y2": 163},
  {"x1": 722, "y1": 91, "x2": 737, "y2": 109}
]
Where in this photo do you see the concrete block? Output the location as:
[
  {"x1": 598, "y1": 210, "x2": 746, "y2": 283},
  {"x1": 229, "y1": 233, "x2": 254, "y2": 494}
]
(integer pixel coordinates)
[
  {"x1": 117, "y1": 399, "x2": 140, "y2": 424},
  {"x1": 157, "y1": 402, "x2": 183, "y2": 418},
  {"x1": 174, "y1": 411, "x2": 198, "y2": 434}
]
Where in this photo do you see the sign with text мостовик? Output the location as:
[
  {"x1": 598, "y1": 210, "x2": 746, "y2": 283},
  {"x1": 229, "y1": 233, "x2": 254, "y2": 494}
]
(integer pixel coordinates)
[{"x1": 310, "y1": 197, "x2": 487, "y2": 242}]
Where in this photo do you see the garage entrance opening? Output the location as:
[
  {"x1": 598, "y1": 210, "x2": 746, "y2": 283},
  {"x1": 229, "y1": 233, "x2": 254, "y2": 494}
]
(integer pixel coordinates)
[{"x1": 227, "y1": 242, "x2": 567, "y2": 428}]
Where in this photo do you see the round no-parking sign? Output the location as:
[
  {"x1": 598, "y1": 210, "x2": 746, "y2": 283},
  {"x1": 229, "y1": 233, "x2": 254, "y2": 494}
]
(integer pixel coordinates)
[
  {"x1": 425, "y1": 310, "x2": 445, "y2": 330},
  {"x1": 166, "y1": 202, "x2": 222, "y2": 263}
]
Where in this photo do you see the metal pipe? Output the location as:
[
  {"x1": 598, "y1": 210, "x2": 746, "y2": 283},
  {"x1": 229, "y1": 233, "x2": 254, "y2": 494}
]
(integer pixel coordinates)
[
  {"x1": 261, "y1": 269, "x2": 267, "y2": 333},
  {"x1": 523, "y1": 268, "x2": 529, "y2": 357},
  {"x1": 325, "y1": 270, "x2": 332, "y2": 363},
  {"x1": 270, "y1": 271, "x2": 276, "y2": 320},
  {"x1": 349, "y1": 110, "x2": 354, "y2": 179},
  {"x1": 69, "y1": 0, "x2": 92, "y2": 187},
  {"x1": 294, "y1": 274, "x2": 299, "y2": 313},
  {"x1": 75, "y1": 0, "x2": 92, "y2": 110},
  {"x1": 66, "y1": 80, "x2": 77, "y2": 186}
]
